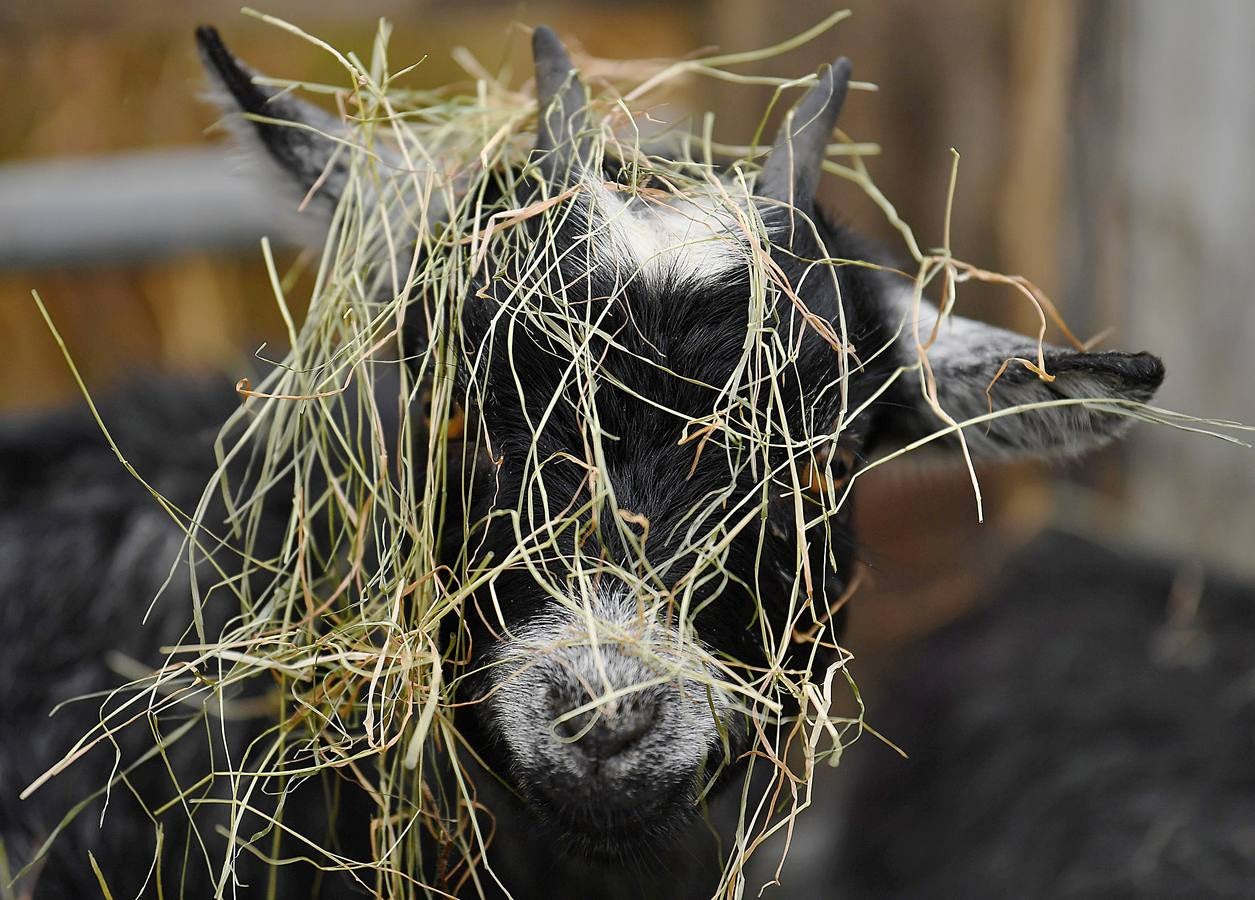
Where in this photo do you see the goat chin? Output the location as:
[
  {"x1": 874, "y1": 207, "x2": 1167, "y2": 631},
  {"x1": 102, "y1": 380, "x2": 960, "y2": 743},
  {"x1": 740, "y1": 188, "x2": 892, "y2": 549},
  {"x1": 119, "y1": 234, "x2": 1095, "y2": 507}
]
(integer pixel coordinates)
[{"x1": 459, "y1": 756, "x2": 752, "y2": 900}]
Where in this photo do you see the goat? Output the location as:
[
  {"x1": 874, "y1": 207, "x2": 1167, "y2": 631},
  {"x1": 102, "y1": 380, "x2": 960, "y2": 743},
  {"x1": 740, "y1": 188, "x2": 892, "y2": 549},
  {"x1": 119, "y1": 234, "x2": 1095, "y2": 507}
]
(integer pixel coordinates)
[
  {"x1": 832, "y1": 529, "x2": 1255, "y2": 899},
  {"x1": 1, "y1": 24, "x2": 1165, "y2": 898}
]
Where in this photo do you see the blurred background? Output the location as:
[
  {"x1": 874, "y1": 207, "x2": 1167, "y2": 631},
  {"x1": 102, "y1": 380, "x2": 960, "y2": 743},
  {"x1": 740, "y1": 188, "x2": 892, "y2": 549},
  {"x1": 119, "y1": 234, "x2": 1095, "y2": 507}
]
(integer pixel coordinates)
[{"x1": 1, "y1": 0, "x2": 1251, "y2": 670}]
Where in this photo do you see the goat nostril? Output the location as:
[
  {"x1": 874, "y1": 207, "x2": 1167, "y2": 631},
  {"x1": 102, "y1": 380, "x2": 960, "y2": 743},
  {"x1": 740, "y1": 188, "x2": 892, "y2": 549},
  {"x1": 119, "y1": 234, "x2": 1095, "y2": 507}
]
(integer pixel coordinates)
[
  {"x1": 552, "y1": 707, "x2": 588, "y2": 740},
  {"x1": 551, "y1": 692, "x2": 658, "y2": 759}
]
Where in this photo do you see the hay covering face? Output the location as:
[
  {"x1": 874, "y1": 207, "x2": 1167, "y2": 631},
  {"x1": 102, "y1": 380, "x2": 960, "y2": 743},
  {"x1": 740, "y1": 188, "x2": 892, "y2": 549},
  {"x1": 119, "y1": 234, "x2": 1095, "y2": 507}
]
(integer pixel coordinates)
[{"x1": 197, "y1": 20, "x2": 1164, "y2": 870}]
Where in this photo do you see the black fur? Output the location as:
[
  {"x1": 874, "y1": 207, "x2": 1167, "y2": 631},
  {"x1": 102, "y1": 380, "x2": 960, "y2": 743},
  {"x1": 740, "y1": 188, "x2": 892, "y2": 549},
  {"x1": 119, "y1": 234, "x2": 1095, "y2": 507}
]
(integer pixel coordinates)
[{"x1": 836, "y1": 530, "x2": 1255, "y2": 899}]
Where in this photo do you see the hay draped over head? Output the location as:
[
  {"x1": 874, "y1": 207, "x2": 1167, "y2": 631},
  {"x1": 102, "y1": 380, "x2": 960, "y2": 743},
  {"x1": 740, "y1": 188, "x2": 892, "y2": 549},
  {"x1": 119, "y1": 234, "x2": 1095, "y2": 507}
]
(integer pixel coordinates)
[
  {"x1": 199, "y1": 18, "x2": 871, "y2": 892},
  {"x1": 25, "y1": 10, "x2": 1251, "y2": 899}
]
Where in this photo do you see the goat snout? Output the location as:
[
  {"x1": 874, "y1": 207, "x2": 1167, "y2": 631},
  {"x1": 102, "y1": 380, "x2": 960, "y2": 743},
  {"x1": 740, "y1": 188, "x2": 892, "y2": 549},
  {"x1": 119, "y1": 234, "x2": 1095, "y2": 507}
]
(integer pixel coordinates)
[
  {"x1": 551, "y1": 687, "x2": 658, "y2": 760},
  {"x1": 485, "y1": 625, "x2": 739, "y2": 853}
]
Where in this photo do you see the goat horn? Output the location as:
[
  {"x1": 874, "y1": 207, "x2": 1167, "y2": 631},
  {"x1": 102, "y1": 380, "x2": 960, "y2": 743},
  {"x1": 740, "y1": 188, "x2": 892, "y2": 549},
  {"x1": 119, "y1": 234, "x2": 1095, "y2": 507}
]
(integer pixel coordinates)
[
  {"x1": 532, "y1": 25, "x2": 590, "y2": 185},
  {"x1": 758, "y1": 58, "x2": 852, "y2": 208}
]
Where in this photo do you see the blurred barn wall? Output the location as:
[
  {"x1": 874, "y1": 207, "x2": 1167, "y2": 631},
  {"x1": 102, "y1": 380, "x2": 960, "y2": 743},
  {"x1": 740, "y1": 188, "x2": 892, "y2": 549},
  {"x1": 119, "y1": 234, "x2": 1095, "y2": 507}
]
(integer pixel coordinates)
[{"x1": 1065, "y1": 0, "x2": 1255, "y2": 575}]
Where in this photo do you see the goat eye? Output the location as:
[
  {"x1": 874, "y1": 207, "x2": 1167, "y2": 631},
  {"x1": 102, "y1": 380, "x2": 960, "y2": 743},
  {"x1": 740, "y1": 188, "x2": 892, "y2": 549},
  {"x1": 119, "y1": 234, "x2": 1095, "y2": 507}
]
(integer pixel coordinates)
[
  {"x1": 831, "y1": 446, "x2": 856, "y2": 480},
  {"x1": 420, "y1": 388, "x2": 466, "y2": 440},
  {"x1": 801, "y1": 445, "x2": 856, "y2": 495}
]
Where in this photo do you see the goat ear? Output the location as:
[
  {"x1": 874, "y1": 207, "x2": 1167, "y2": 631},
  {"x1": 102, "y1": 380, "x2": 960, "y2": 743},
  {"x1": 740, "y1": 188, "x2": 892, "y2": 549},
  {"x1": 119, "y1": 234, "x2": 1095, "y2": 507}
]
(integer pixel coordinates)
[
  {"x1": 196, "y1": 25, "x2": 362, "y2": 239},
  {"x1": 872, "y1": 286, "x2": 1165, "y2": 461}
]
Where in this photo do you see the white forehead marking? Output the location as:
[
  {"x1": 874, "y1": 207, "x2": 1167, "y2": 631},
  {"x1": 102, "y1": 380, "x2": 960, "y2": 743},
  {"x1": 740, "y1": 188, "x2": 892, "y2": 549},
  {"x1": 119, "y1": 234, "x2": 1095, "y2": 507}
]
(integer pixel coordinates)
[{"x1": 586, "y1": 178, "x2": 745, "y2": 285}]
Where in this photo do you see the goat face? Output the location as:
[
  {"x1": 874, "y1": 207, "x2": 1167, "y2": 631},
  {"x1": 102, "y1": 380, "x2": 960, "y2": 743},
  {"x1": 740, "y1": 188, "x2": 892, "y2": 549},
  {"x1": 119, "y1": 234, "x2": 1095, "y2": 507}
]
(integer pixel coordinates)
[
  {"x1": 198, "y1": 24, "x2": 1165, "y2": 863},
  {"x1": 451, "y1": 185, "x2": 878, "y2": 856}
]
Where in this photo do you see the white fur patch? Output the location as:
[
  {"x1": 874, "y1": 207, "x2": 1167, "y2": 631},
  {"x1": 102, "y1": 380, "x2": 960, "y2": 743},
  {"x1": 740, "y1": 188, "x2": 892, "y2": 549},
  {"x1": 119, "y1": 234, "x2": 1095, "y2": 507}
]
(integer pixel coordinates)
[{"x1": 586, "y1": 178, "x2": 745, "y2": 286}]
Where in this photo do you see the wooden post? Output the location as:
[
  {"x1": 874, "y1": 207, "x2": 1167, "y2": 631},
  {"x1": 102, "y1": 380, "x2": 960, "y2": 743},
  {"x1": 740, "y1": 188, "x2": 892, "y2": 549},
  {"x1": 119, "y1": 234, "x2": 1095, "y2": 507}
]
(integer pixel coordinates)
[{"x1": 1068, "y1": 0, "x2": 1255, "y2": 574}]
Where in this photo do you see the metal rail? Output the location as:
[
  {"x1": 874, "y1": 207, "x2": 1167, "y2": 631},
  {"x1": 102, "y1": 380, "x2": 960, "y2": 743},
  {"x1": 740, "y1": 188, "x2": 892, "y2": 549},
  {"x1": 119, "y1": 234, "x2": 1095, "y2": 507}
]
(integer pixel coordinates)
[{"x1": 0, "y1": 148, "x2": 295, "y2": 269}]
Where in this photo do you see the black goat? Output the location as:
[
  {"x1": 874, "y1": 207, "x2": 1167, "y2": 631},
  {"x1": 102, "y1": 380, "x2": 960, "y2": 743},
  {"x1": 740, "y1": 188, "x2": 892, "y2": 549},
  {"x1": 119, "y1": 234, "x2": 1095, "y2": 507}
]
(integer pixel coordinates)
[
  {"x1": 1, "y1": 25, "x2": 1165, "y2": 898},
  {"x1": 835, "y1": 530, "x2": 1255, "y2": 899}
]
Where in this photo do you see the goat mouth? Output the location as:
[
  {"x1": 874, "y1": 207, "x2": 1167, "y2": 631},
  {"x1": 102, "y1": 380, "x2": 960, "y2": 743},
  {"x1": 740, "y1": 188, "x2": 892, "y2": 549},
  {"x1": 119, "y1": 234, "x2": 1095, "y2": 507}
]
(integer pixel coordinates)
[
  {"x1": 515, "y1": 742, "x2": 734, "y2": 862},
  {"x1": 535, "y1": 788, "x2": 700, "y2": 862}
]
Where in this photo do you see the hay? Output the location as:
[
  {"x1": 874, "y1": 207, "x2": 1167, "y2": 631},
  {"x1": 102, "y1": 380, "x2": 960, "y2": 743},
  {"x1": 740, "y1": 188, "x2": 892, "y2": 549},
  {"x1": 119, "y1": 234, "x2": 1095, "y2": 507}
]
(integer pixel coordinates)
[{"x1": 22, "y1": 9, "x2": 1254, "y2": 899}]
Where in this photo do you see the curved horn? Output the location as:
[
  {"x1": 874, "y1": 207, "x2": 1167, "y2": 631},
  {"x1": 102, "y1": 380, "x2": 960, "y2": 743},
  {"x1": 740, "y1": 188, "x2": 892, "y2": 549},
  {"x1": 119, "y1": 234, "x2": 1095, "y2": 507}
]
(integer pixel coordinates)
[
  {"x1": 532, "y1": 25, "x2": 590, "y2": 184},
  {"x1": 759, "y1": 58, "x2": 852, "y2": 207}
]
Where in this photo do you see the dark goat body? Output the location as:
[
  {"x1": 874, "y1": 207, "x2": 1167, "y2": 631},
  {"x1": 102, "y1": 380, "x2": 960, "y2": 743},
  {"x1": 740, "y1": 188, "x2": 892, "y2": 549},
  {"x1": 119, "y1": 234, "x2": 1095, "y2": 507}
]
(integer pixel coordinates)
[
  {"x1": 1, "y1": 24, "x2": 1170, "y2": 899},
  {"x1": 836, "y1": 530, "x2": 1255, "y2": 899},
  {"x1": 0, "y1": 381, "x2": 403, "y2": 898},
  {"x1": 0, "y1": 385, "x2": 272, "y2": 897}
]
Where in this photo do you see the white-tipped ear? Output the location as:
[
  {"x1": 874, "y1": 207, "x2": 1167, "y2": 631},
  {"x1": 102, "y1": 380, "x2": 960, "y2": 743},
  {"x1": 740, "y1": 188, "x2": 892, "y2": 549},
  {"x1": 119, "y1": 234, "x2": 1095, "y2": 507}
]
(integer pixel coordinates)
[{"x1": 874, "y1": 285, "x2": 1165, "y2": 461}]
